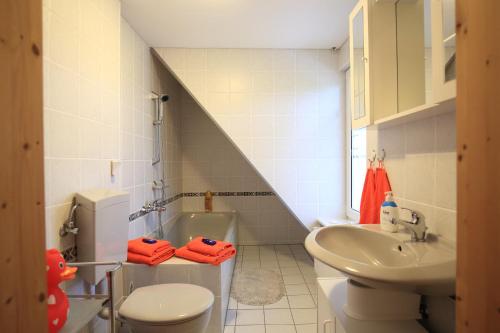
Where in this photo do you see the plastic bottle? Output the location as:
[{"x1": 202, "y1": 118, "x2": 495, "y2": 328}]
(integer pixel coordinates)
[{"x1": 380, "y1": 191, "x2": 399, "y2": 232}]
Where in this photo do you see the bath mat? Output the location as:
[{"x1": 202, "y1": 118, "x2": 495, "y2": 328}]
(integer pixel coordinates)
[{"x1": 231, "y1": 269, "x2": 285, "y2": 305}]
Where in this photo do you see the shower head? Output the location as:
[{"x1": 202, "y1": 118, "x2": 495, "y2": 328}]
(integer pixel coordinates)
[{"x1": 160, "y1": 95, "x2": 169, "y2": 103}]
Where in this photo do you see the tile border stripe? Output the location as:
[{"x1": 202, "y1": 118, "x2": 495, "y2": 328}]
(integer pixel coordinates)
[{"x1": 159, "y1": 191, "x2": 275, "y2": 206}]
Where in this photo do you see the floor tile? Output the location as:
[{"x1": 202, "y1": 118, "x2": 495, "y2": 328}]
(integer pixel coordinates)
[
  {"x1": 243, "y1": 261, "x2": 261, "y2": 269},
  {"x1": 243, "y1": 246, "x2": 260, "y2": 253},
  {"x1": 280, "y1": 267, "x2": 302, "y2": 276},
  {"x1": 291, "y1": 309, "x2": 317, "y2": 324},
  {"x1": 229, "y1": 244, "x2": 319, "y2": 332},
  {"x1": 263, "y1": 296, "x2": 289, "y2": 309},
  {"x1": 290, "y1": 244, "x2": 306, "y2": 251},
  {"x1": 279, "y1": 261, "x2": 299, "y2": 268},
  {"x1": 238, "y1": 301, "x2": 263, "y2": 310},
  {"x1": 265, "y1": 324, "x2": 297, "y2": 333},
  {"x1": 295, "y1": 324, "x2": 317, "y2": 333},
  {"x1": 236, "y1": 309, "x2": 265, "y2": 325},
  {"x1": 302, "y1": 274, "x2": 317, "y2": 284},
  {"x1": 235, "y1": 325, "x2": 265, "y2": 333},
  {"x1": 274, "y1": 245, "x2": 292, "y2": 252},
  {"x1": 226, "y1": 310, "x2": 237, "y2": 325},
  {"x1": 243, "y1": 258, "x2": 260, "y2": 264},
  {"x1": 264, "y1": 308, "x2": 294, "y2": 325},
  {"x1": 261, "y1": 261, "x2": 280, "y2": 269},
  {"x1": 283, "y1": 274, "x2": 306, "y2": 285},
  {"x1": 243, "y1": 253, "x2": 260, "y2": 259},
  {"x1": 300, "y1": 268, "x2": 316, "y2": 276},
  {"x1": 224, "y1": 326, "x2": 235, "y2": 333},
  {"x1": 285, "y1": 284, "x2": 310, "y2": 295},
  {"x1": 277, "y1": 254, "x2": 295, "y2": 260},
  {"x1": 260, "y1": 254, "x2": 278, "y2": 263},
  {"x1": 307, "y1": 283, "x2": 318, "y2": 295},
  {"x1": 229, "y1": 297, "x2": 237, "y2": 310},
  {"x1": 288, "y1": 295, "x2": 316, "y2": 309}
]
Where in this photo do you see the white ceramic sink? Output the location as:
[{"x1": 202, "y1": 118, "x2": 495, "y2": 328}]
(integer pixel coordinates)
[{"x1": 305, "y1": 224, "x2": 456, "y2": 295}]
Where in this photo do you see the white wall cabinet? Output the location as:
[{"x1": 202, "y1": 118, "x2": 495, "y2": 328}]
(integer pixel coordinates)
[
  {"x1": 349, "y1": 0, "x2": 398, "y2": 129},
  {"x1": 431, "y1": 0, "x2": 456, "y2": 103},
  {"x1": 348, "y1": 0, "x2": 456, "y2": 129},
  {"x1": 318, "y1": 278, "x2": 347, "y2": 333}
]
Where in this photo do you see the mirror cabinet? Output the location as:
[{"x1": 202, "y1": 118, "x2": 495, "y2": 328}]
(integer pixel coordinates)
[
  {"x1": 432, "y1": 0, "x2": 456, "y2": 103},
  {"x1": 349, "y1": 0, "x2": 398, "y2": 129},
  {"x1": 349, "y1": 0, "x2": 456, "y2": 129}
]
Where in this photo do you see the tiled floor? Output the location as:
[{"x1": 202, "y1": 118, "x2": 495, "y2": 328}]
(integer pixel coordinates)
[{"x1": 224, "y1": 244, "x2": 318, "y2": 333}]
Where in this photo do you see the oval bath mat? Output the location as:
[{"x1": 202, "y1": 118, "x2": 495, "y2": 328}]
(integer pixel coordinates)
[{"x1": 231, "y1": 269, "x2": 285, "y2": 306}]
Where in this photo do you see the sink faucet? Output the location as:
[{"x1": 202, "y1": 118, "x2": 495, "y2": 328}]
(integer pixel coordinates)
[{"x1": 393, "y1": 208, "x2": 427, "y2": 242}]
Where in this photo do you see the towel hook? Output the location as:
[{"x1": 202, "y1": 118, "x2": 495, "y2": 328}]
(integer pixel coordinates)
[
  {"x1": 378, "y1": 148, "x2": 386, "y2": 163},
  {"x1": 368, "y1": 149, "x2": 377, "y2": 166}
]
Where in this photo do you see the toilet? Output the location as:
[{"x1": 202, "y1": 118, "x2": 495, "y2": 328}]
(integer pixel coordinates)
[
  {"x1": 118, "y1": 283, "x2": 214, "y2": 333},
  {"x1": 74, "y1": 190, "x2": 214, "y2": 333}
]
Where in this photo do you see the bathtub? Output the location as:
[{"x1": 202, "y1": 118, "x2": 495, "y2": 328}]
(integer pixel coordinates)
[
  {"x1": 165, "y1": 212, "x2": 237, "y2": 248},
  {"x1": 122, "y1": 212, "x2": 238, "y2": 333}
]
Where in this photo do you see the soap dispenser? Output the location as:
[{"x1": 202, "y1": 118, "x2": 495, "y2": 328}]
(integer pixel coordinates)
[{"x1": 380, "y1": 191, "x2": 399, "y2": 232}]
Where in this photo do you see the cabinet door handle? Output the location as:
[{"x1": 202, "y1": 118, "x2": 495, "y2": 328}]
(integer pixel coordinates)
[{"x1": 323, "y1": 318, "x2": 335, "y2": 333}]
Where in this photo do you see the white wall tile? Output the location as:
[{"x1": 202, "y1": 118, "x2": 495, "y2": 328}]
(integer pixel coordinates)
[
  {"x1": 156, "y1": 48, "x2": 345, "y2": 230},
  {"x1": 47, "y1": 62, "x2": 79, "y2": 115},
  {"x1": 48, "y1": 12, "x2": 78, "y2": 71},
  {"x1": 79, "y1": 119, "x2": 101, "y2": 154},
  {"x1": 43, "y1": 1, "x2": 151, "y2": 250},
  {"x1": 435, "y1": 152, "x2": 457, "y2": 210},
  {"x1": 48, "y1": 159, "x2": 81, "y2": 206},
  {"x1": 375, "y1": 114, "x2": 457, "y2": 242},
  {"x1": 47, "y1": 110, "x2": 80, "y2": 158},
  {"x1": 176, "y1": 87, "x2": 305, "y2": 244}
]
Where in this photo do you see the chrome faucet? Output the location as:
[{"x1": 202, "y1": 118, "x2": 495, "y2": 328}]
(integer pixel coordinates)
[
  {"x1": 393, "y1": 208, "x2": 427, "y2": 242},
  {"x1": 129, "y1": 200, "x2": 166, "y2": 221},
  {"x1": 59, "y1": 198, "x2": 80, "y2": 237},
  {"x1": 152, "y1": 200, "x2": 166, "y2": 212}
]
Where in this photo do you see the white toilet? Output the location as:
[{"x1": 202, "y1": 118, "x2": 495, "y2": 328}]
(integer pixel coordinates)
[
  {"x1": 118, "y1": 283, "x2": 214, "y2": 333},
  {"x1": 73, "y1": 190, "x2": 214, "y2": 333}
]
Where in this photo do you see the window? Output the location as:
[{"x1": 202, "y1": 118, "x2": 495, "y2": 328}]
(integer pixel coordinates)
[{"x1": 345, "y1": 68, "x2": 367, "y2": 221}]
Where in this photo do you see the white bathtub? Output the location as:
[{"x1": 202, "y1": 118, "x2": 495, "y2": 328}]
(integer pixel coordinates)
[
  {"x1": 164, "y1": 212, "x2": 237, "y2": 248},
  {"x1": 122, "y1": 212, "x2": 238, "y2": 333}
]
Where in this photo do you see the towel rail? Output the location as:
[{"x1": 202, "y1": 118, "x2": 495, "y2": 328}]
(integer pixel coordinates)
[{"x1": 66, "y1": 261, "x2": 122, "y2": 333}]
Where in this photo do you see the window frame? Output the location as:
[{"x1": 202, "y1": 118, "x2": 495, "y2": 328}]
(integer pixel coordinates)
[{"x1": 345, "y1": 67, "x2": 361, "y2": 222}]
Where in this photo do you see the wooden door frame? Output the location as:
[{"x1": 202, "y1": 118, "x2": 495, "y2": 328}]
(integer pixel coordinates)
[
  {"x1": 456, "y1": 0, "x2": 500, "y2": 332},
  {"x1": 1, "y1": 0, "x2": 500, "y2": 332},
  {"x1": 0, "y1": 0, "x2": 47, "y2": 332}
]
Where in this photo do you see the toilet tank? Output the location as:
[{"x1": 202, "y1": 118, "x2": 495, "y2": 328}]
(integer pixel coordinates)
[{"x1": 75, "y1": 189, "x2": 129, "y2": 285}]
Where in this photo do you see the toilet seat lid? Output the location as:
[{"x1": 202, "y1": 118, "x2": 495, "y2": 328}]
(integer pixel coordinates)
[{"x1": 118, "y1": 283, "x2": 214, "y2": 324}]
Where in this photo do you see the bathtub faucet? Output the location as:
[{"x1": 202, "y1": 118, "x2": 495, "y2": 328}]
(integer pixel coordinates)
[
  {"x1": 128, "y1": 200, "x2": 166, "y2": 222},
  {"x1": 152, "y1": 200, "x2": 166, "y2": 212},
  {"x1": 205, "y1": 191, "x2": 213, "y2": 212}
]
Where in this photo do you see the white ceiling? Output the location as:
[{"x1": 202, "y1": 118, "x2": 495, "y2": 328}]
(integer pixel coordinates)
[{"x1": 121, "y1": 0, "x2": 358, "y2": 49}]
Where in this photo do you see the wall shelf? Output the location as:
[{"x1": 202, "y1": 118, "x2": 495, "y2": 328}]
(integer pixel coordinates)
[
  {"x1": 373, "y1": 98, "x2": 455, "y2": 129},
  {"x1": 60, "y1": 298, "x2": 107, "y2": 333}
]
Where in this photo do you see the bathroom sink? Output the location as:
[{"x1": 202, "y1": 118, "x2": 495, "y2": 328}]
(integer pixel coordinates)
[{"x1": 305, "y1": 224, "x2": 456, "y2": 295}]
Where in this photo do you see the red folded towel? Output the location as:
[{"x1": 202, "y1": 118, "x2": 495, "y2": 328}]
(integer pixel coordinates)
[
  {"x1": 127, "y1": 248, "x2": 175, "y2": 266},
  {"x1": 128, "y1": 237, "x2": 172, "y2": 257},
  {"x1": 175, "y1": 246, "x2": 236, "y2": 265},
  {"x1": 127, "y1": 237, "x2": 176, "y2": 266},
  {"x1": 187, "y1": 237, "x2": 234, "y2": 256}
]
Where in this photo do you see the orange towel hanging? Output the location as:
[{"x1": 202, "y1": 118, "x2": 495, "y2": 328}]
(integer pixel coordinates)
[{"x1": 359, "y1": 153, "x2": 377, "y2": 224}]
